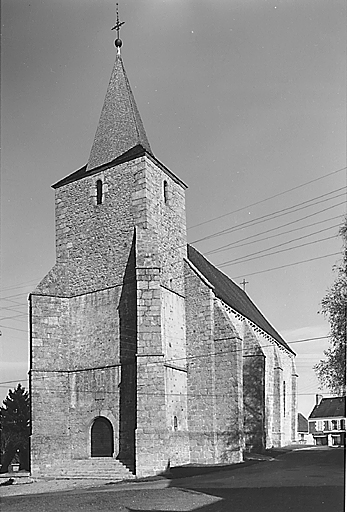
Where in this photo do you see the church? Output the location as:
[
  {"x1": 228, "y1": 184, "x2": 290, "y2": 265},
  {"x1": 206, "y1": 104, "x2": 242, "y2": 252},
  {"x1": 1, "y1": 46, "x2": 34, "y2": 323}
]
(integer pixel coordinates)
[{"x1": 29, "y1": 22, "x2": 297, "y2": 479}]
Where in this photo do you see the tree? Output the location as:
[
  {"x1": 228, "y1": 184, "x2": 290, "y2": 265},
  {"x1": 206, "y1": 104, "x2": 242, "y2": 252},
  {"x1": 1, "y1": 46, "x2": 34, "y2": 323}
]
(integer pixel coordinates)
[
  {"x1": 0, "y1": 384, "x2": 30, "y2": 472},
  {"x1": 314, "y1": 218, "x2": 347, "y2": 395}
]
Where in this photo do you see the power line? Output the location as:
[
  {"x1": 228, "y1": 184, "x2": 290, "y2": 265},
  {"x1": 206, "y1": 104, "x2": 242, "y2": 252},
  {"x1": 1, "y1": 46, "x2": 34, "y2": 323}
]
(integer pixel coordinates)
[
  {"x1": 287, "y1": 336, "x2": 328, "y2": 344},
  {"x1": 206, "y1": 213, "x2": 343, "y2": 256},
  {"x1": 218, "y1": 235, "x2": 337, "y2": 268},
  {"x1": 216, "y1": 225, "x2": 340, "y2": 265},
  {"x1": 0, "y1": 195, "x2": 345, "y2": 305},
  {"x1": 0, "y1": 314, "x2": 28, "y2": 322},
  {"x1": 0, "y1": 335, "x2": 329, "y2": 390},
  {"x1": 189, "y1": 166, "x2": 347, "y2": 230},
  {"x1": 0, "y1": 250, "x2": 340, "y2": 330},
  {"x1": 2, "y1": 335, "x2": 326, "y2": 379},
  {"x1": 0, "y1": 279, "x2": 42, "y2": 293},
  {"x1": 191, "y1": 189, "x2": 346, "y2": 245},
  {"x1": 0, "y1": 325, "x2": 28, "y2": 333},
  {"x1": 0, "y1": 379, "x2": 29, "y2": 386},
  {"x1": 0, "y1": 381, "x2": 332, "y2": 399},
  {"x1": 229, "y1": 251, "x2": 340, "y2": 278},
  {"x1": 0, "y1": 305, "x2": 27, "y2": 312},
  {"x1": 0, "y1": 292, "x2": 30, "y2": 301}
]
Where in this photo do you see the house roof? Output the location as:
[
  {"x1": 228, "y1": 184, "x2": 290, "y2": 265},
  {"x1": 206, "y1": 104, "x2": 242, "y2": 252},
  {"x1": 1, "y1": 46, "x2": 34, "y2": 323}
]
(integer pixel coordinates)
[
  {"x1": 187, "y1": 245, "x2": 294, "y2": 354},
  {"x1": 298, "y1": 412, "x2": 308, "y2": 432},
  {"x1": 309, "y1": 397, "x2": 346, "y2": 419},
  {"x1": 86, "y1": 51, "x2": 152, "y2": 172}
]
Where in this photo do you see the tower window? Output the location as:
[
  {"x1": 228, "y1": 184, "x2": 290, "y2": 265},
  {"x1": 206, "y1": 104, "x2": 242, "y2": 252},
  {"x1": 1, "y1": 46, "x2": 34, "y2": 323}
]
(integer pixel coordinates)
[
  {"x1": 163, "y1": 180, "x2": 169, "y2": 204},
  {"x1": 96, "y1": 180, "x2": 103, "y2": 205},
  {"x1": 173, "y1": 415, "x2": 178, "y2": 431}
]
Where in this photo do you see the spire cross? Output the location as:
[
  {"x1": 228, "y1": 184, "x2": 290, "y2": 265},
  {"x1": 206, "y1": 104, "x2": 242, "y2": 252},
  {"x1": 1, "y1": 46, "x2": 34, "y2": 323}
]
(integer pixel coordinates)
[
  {"x1": 240, "y1": 278, "x2": 249, "y2": 292},
  {"x1": 111, "y1": 3, "x2": 125, "y2": 39}
]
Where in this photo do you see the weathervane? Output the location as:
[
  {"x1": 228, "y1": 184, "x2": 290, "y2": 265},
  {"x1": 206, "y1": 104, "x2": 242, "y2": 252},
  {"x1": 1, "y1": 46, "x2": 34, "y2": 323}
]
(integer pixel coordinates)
[{"x1": 111, "y1": 3, "x2": 125, "y2": 52}]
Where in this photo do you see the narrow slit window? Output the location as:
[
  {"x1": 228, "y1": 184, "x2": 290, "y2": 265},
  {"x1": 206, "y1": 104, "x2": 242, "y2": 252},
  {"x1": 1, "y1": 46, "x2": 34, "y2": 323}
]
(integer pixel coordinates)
[
  {"x1": 163, "y1": 180, "x2": 169, "y2": 204},
  {"x1": 96, "y1": 180, "x2": 103, "y2": 205},
  {"x1": 283, "y1": 381, "x2": 286, "y2": 417},
  {"x1": 173, "y1": 415, "x2": 178, "y2": 431}
]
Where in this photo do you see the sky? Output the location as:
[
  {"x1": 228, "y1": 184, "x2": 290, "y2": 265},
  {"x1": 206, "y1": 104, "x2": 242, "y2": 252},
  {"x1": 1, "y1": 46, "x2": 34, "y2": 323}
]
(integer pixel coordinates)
[{"x1": 1, "y1": 0, "x2": 346, "y2": 419}]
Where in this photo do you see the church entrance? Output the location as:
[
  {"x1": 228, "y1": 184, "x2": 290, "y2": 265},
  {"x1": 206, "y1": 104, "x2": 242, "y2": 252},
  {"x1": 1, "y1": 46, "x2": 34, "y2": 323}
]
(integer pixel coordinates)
[{"x1": 91, "y1": 417, "x2": 114, "y2": 457}]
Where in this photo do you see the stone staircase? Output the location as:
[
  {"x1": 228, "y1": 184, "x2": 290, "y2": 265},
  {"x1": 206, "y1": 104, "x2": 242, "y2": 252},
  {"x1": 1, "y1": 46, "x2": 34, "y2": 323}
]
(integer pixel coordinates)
[{"x1": 38, "y1": 458, "x2": 136, "y2": 480}]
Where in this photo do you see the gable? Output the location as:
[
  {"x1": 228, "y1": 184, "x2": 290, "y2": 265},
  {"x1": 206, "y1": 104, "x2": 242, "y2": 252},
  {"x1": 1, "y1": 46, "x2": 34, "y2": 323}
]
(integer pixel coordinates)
[{"x1": 298, "y1": 413, "x2": 308, "y2": 432}]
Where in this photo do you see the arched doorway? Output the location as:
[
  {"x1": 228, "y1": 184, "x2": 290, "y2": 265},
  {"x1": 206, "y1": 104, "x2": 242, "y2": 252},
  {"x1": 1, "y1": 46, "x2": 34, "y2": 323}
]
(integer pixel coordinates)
[{"x1": 91, "y1": 417, "x2": 114, "y2": 457}]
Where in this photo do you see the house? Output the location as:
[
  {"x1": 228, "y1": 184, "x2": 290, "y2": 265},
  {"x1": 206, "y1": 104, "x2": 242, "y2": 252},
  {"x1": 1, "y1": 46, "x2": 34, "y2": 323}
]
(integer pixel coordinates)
[
  {"x1": 297, "y1": 413, "x2": 313, "y2": 444},
  {"x1": 308, "y1": 396, "x2": 346, "y2": 446},
  {"x1": 29, "y1": 20, "x2": 297, "y2": 478}
]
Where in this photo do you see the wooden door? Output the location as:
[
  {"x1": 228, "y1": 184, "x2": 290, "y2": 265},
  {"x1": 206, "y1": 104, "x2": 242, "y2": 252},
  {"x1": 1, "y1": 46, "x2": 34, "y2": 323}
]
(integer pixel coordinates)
[{"x1": 91, "y1": 417, "x2": 114, "y2": 457}]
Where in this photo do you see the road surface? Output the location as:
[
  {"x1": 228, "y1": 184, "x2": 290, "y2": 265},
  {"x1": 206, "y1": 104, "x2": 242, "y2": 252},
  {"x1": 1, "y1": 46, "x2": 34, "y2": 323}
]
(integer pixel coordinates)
[{"x1": 1, "y1": 447, "x2": 345, "y2": 511}]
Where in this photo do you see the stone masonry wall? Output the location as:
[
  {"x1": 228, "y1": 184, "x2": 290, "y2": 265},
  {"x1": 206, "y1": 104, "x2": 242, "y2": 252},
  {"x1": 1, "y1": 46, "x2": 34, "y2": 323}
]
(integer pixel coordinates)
[
  {"x1": 253, "y1": 332, "x2": 296, "y2": 447},
  {"x1": 162, "y1": 288, "x2": 189, "y2": 467},
  {"x1": 30, "y1": 370, "x2": 70, "y2": 475},
  {"x1": 184, "y1": 261, "x2": 217, "y2": 464},
  {"x1": 35, "y1": 159, "x2": 141, "y2": 296},
  {"x1": 135, "y1": 232, "x2": 168, "y2": 476},
  {"x1": 242, "y1": 324, "x2": 266, "y2": 452},
  {"x1": 31, "y1": 159, "x2": 142, "y2": 476},
  {"x1": 291, "y1": 360, "x2": 298, "y2": 443},
  {"x1": 221, "y1": 307, "x2": 297, "y2": 449},
  {"x1": 143, "y1": 158, "x2": 187, "y2": 295},
  {"x1": 134, "y1": 156, "x2": 189, "y2": 476},
  {"x1": 272, "y1": 346, "x2": 283, "y2": 447},
  {"x1": 30, "y1": 280, "x2": 137, "y2": 475},
  {"x1": 213, "y1": 302, "x2": 243, "y2": 463}
]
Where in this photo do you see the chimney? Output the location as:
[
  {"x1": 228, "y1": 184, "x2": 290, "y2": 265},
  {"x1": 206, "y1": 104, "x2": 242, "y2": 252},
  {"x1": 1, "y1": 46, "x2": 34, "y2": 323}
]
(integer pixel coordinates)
[{"x1": 316, "y1": 394, "x2": 322, "y2": 406}]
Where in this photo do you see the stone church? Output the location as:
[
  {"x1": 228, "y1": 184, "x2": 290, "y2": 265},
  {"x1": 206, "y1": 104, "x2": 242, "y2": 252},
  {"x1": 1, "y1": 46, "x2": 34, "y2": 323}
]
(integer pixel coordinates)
[{"x1": 29, "y1": 30, "x2": 297, "y2": 479}]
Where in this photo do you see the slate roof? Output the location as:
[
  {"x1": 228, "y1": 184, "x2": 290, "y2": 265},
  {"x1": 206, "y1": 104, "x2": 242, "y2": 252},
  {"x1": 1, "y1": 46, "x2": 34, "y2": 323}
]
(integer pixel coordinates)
[
  {"x1": 298, "y1": 413, "x2": 308, "y2": 432},
  {"x1": 309, "y1": 397, "x2": 346, "y2": 419},
  {"x1": 52, "y1": 50, "x2": 188, "y2": 191},
  {"x1": 86, "y1": 52, "x2": 152, "y2": 171},
  {"x1": 187, "y1": 244, "x2": 295, "y2": 355}
]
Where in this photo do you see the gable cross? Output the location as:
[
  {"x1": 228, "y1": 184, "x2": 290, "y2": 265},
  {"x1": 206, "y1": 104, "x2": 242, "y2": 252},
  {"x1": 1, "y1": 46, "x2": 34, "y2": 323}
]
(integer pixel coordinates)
[{"x1": 240, "y1": 278, "x2": 249, "y2": 292}]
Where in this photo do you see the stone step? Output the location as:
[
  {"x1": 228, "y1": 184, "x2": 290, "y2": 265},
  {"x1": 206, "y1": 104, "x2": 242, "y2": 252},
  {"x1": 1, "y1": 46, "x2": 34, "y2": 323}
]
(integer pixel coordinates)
[{"x1": 37, "y1": 458, "x2": 135, "y2": 480}]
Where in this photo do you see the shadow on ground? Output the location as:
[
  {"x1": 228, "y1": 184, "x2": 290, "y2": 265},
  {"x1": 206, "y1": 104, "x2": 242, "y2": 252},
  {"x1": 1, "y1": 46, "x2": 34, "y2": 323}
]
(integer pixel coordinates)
[
  {"x1": 156, "y1": 448, "x2": 289, "y2": 479},
  {"x1": 126, "y1": 486, "x2": 344, "y2": 512}
]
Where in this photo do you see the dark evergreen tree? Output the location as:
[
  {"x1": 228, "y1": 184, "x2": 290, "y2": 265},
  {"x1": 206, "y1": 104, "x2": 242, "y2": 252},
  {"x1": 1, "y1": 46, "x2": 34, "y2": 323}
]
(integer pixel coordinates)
[
  {"x1": 315, "y1": 218, "x2": 347, "y2": 395},
  {"x1": 0, "y1": 383, "x2": 30, "y2": 472}
]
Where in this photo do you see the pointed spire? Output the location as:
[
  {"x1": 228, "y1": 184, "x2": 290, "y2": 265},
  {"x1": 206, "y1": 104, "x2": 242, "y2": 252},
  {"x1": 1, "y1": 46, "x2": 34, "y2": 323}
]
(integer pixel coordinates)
[{"x1": 87, "y1": 8, "x2": 152, "y2": 171}]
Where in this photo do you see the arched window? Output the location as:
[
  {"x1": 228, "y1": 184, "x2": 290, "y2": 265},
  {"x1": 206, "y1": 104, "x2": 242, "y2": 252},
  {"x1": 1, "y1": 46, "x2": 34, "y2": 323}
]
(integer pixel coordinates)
[
  {"x1": 283, "y1": 381, "x2": 286, "y2": 417},
  {"x1": 96, "y1": 180, "x2": 103, "y2": 205},
  {"x1": 173, "y1": 415, "x2": 178, "y2": 431},
  {"x1": 163, "y1": 180, "x2": 169, "y2": 204},
  {"x1": 91, "y1": 417, "x2": 114, "y2": 457}
]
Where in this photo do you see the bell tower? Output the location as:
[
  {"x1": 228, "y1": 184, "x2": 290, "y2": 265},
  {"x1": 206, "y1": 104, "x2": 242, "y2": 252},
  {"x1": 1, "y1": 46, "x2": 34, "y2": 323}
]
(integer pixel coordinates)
[{"x1": 30, "y1": 7, "x2": 189, "y2": 477}]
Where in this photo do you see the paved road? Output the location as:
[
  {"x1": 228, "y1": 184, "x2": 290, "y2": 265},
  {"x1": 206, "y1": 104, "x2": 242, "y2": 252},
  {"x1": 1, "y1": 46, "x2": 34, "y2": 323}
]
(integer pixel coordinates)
[{"x1": 1, "y1": 447, "x2": 345, "y2": 511}]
